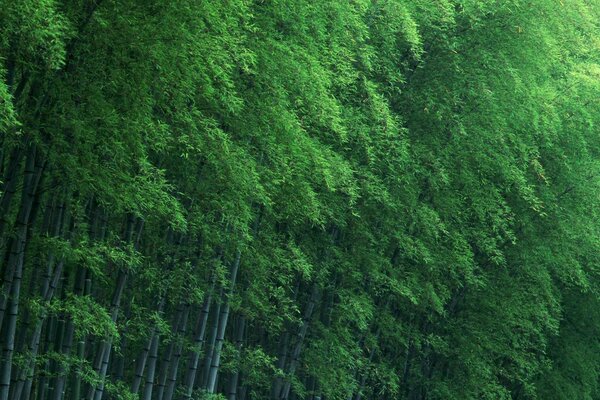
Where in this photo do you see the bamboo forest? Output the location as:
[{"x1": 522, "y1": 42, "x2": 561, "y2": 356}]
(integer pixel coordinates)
[{"x1": 2, "y1": 1, "x2": 600, "y2": 399}]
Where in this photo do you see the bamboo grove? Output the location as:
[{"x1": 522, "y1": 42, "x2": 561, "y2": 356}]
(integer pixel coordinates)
[{"x1": 1, "y1": 1, "x2": 600, "y2": 399}]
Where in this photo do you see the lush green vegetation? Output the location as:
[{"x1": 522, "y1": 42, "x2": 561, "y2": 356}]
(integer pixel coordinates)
[{"x1": 1, "y1": 1, "x2": 600, "y2": 399}]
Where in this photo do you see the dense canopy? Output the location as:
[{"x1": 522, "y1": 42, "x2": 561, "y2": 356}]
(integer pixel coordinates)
[{"x1": 1, "y1": 1, "x2": 600, "y2": 399}]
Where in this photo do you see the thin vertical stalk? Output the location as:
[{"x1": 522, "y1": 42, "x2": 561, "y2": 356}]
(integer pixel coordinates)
[
  {"x1": 279, "y1": 284, "x2": 319, "y2": 400},
  {"x1": 206, "y1": 249, "x2": 242, "y2": 393},
  {"x1": 181, "y1": 271, "x2": 217, "y2": 400},
  {"x1": 155, "y1": 305, "x2": 185, "y2": 400},
  {"x1": 227, "y1": 315, "x2": 246, "y2": 400},
  {"x1": 200, "y1": 299, "x2": 221, "y2": 390},
  {"x1": 0, "y1": 146, "x2": 44, "y2": 400},
  {"x1": 163, "y1": 305, "x2": 190, "y2": 400},
  {"x1": 87, "y1": 215, "x2": 140, "y2": 400},
  {"x1": 141, "y1": 331, "x2": 160, "y2": 400}
]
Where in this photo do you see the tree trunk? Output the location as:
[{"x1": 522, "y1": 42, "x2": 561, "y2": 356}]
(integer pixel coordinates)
[
  {"x1": 141, "y1": 331, "x2": 160, "y2": 400},
  {"x1": 0, "y1": 147, "x2": 23, "y2": 243},
  {"x1": 227, "y1": 315, "x2": 246, "y2": 400},
  {"x1": 132, "y1": 297, "x2": 166, "y2": 394},
  {"x1": 0, "y1": 145, "x2": 37, "y2": 329},
  {"x1": 14, "y1": 258, "x2": 64, "y2": 400},
  {"x1": 112, "y1": 301, "x2": 132, "y2": 382},
  {"x1": 36, "y1": 315, "x2": 57, "y2": 400},
  {"x1": 71, "y1": 270, "x2": 91, "y2": 400},
  {"x1": 13, "y1": 199, "x2": 55, "y2": 359},
  {"x1": 271, "y1": 280, "x2": 302, "y2": 400},
  {"x1": 70, "y1": 203, "x2": 104, "y2": 400},
  {"x1": 87, "y1": 215, "x2": 141, "y2": 400},
  {"x1": 352, "y1": 329, "x2": 380, "y2": 400},
  {"x1": 15, "y1": 201, "x2": 67, "y2": 400},
  {"x1": 181, "y1": 272, "x2": 217, "y2": 400},
  {"x1": 163, "y1": 305, "x2": 190, "y2": 400},
  {"x1": 278, "y1": 284, "x2": 319, "y2": 400},
  {"x1": 206, "y1": 249, "x2": 242, "y2": 393},
  {"x1": 155, "y1": 305, "x2": 185, "y2": 400},
  {"x1": 200, "y1": 299, "x2": 221, "y2": 390},
  {"x1": 131, "y1": 332, "x2": 157, "y2": 394},
  {"x1": 0, "y1": 145, "x2": 43, "y2": 400},
  {"x1": 51, "y1": 266, "x2": 86, "y2": 400}
]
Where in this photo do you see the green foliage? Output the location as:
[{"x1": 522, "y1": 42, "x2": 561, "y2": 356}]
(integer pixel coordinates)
[
  {"x1": 2, "y1": 0, "x2": 600, "y2": 399},
  {"x1": 55, "y1": 294, "x2": 119, "y2": 341}
]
